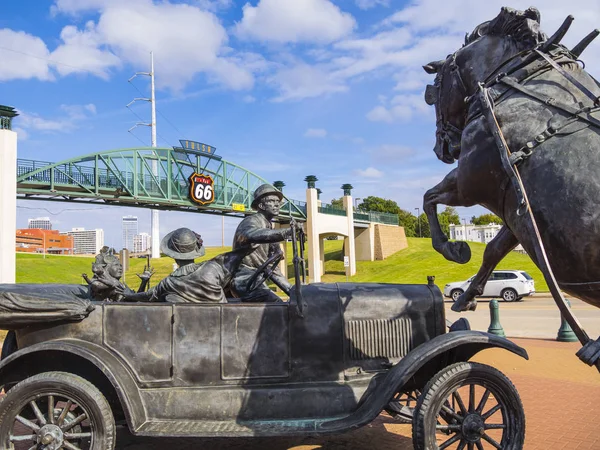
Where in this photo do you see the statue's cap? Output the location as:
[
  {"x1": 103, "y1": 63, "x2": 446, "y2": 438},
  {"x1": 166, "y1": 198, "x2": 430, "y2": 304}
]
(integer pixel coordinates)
[
  {"x1": 160, "y1": 228, "x2": 205, "y2": 260},
  {"x1": 251, "y1": 184, "x2": 284, "y2": 210}
]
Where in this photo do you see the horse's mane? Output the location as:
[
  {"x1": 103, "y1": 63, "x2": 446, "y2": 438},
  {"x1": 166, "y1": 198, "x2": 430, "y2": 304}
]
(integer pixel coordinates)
[{"x1": 465, "y1": 7, "x2": 547, "y2": 49}]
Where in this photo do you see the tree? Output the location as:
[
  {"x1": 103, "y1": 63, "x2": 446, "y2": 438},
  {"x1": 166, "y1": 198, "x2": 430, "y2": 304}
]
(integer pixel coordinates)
[
  {"x1": 330, "y1": 197, "x2": 344, "y2": 209},
  {"x1": 471, "y1": 213, "x2": 503, "y2": 225},
  {"x1": 357, "y1": 196, "x2": 401, "y2": 214},
  {"x1": 398, "y1": 208, "x2": 417, "y2": 237},
  {"x1": 438, "y1": 206, "x2": 460, "y2": 235},
  {"x1": 418, "y1": 213, "x2": 431, "y2": 238}
]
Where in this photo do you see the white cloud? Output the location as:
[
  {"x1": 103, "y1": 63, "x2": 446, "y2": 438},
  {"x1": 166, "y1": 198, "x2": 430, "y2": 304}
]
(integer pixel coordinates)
[
  {"x1": 0, "y1": 29, "x2": 53, "y2": 82},
  {"x1": 47, "y1": 0, "x2": 255, "y2": 91},
  {"x1": 367, "y1": 93, "x2": 431, "y2": 123},
  {"x1": 270, "y1": 63, "x2": 348, "y2": 102},
  {"x1": 304, "y1": 128, "x2": 327, "y2": 138},
  {"x1": 355, "y1": 0, "x2": 389, "y2": 10},
  {"x1": 242, "y1": 95, "x2": 256, "y2": 103},
  {"x1": 194, "y1": 0, "x2": 233, "y2": 12},
  {"x1": 370, "y1": 144, "x2": 415, "y2": 161},
  {"x1": 18, "y1": 103, "x2": 97, "y2": 133},
  {"x1": 235, "y1": 0, "x2": 356, "y2": 44},
  {"x1": 355, "y1": 167, "x2": 384, "y2": 178}
]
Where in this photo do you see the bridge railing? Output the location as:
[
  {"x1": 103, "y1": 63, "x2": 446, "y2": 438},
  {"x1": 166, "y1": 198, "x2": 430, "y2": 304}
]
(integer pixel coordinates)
[
  {"x1": 354, "y1": 209, "x2": 399, "y2": 225},
  {"x1": 318, "y1": 203, "x2": 346, "y2": 216}
]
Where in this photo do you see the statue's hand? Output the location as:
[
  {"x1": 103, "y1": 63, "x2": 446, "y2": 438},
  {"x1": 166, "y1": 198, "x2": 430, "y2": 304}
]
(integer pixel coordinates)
[{"x1": 137, "y1": 268, "x2": 155, "y2": 281}]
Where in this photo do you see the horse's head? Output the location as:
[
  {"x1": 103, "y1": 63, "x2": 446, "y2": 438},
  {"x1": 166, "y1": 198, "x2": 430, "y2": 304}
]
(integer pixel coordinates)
[{"x1": 423, "y1": 7, "x2": 547, "y2": 164}]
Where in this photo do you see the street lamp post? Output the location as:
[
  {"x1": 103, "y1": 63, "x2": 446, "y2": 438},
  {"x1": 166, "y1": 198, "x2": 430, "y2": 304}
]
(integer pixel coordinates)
[
  {"x1": 355, "y1": 197, "x2": 361, "y2": 209},
  {"x1": 415, "y1": 207, "x2": 421, "y2": 237}
]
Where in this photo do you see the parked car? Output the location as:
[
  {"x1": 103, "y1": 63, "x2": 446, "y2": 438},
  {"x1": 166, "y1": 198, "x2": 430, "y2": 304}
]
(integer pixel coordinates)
[
  {"x1": 444, "y1": 270, "x2": 536, "y2": 302},
  {"x1": 0, "y1": 226, "x2": 528, "y2": 450}
]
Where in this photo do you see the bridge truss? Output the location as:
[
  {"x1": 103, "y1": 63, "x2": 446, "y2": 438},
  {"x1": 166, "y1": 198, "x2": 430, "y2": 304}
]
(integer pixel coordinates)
[{"x1": 16, "y1": 147, "x2": 307, "y2": 220}]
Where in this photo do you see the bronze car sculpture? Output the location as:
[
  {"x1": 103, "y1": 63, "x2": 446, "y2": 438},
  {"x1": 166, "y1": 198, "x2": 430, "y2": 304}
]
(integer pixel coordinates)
[{"x1": 0, "y1": 224, "x2": 528, "y2": 450}]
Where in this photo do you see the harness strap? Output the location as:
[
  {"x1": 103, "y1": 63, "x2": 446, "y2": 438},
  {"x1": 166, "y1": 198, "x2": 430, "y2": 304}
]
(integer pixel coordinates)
[
  {"x1": 501, "y1": 76, "x2": 600, "y2": 128},
  {"x1": 477, "y1": 83, "x2": 598, "y2": 372},
  {"x1": 535, "y1": 49, "x2": 600, "y2": 106}
]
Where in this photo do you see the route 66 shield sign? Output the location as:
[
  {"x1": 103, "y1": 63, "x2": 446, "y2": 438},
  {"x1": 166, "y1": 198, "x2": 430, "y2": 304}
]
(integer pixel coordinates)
[{"x1": 189, "y1": 173, "x2": 215, "y2": 205}]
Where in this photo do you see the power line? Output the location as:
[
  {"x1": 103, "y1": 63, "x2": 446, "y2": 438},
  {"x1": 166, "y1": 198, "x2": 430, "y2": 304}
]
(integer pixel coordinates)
[
  {"x1": 17, "y1": 206, "x2": 112, "y2": 215},
  {"x1": 0, "y1": 45, "x2": 108, "y2": 75},
  {"x1": 1, "y1": 44, "x2": 187, "y2": 145}
]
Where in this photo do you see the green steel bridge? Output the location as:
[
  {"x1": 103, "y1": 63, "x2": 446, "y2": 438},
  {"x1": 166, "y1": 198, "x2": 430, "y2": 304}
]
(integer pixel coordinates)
[{"x1": 16, "y1": 146, "x2": 398, "y2": 225}]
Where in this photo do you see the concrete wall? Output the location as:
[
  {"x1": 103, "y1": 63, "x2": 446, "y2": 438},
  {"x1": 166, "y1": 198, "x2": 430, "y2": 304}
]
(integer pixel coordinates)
[
  {"x1": 374, "y1": 224, "x2": 407, "y2": 260},
  {"x1": 0, "y1": 129, "x2": 17, "y2": 283},
  {"x1": 355, "y1": 225, "x2": 374, "y2": 261}
]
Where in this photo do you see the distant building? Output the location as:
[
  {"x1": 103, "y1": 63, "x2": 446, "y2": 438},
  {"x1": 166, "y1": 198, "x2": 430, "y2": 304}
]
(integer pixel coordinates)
[
  {"x1": 16, "y1": 229, "x2": 73, "y2": 254},
  {"x1": 28, "y1": 217, "x2": 52, "y2": 230},
  {"x1": 61, "y1": 228, "x2": 104, "y2": 255},
  {"x1": 449, "y1": 223, "x2": 502, "y2": 244},
  {"x1": 122, "y1": 216, "x2": 138, "y2": 251},
  {"x1": 133, "y1": 232, "x2": 151, "y2": 253}
]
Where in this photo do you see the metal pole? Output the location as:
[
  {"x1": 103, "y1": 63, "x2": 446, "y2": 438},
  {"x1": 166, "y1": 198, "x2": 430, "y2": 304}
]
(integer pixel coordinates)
[
  {"x1": 415, "y1": 207, "x2": 421, "y2": 237},
  {"x1": 150, "y1": 52, "x2": 160, "y2": 259},
  {"x1": 222, "y1": 215, "x2": 225, "y2": 247}
]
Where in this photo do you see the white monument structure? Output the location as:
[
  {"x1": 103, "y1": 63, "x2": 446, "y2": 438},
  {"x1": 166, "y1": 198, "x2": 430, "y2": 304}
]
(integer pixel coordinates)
[{"x1": 0, "y1": 106, "x2": 18, "y2": 283}]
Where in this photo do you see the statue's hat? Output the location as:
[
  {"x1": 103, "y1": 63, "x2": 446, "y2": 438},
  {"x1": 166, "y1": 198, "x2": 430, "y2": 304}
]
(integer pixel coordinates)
[
  {"x1": 251, "y1": 184, "x2": 284, "y2": 210},
  {"x1": 160, "y1": 228, "x2": 206, "y2": 260}
]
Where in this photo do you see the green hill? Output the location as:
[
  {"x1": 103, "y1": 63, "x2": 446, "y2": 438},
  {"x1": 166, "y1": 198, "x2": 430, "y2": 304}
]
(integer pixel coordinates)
[{"x1": 15, "y1": 238, "x2": 548, "y2": 292}]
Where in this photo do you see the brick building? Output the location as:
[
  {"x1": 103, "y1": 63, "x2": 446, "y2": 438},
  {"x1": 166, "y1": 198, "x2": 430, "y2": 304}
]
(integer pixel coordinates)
[{"x1": 16, "y1": 229, "x2": 73, "y2": 255}]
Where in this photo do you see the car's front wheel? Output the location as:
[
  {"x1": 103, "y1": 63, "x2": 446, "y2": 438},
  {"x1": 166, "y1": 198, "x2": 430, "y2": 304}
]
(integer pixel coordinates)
[
  {"x1": 450, "y1": 289, "x2": 464, "y2": 302},
  {"x1": 412, "y1": 362, "x2": 525, "y2": 450},
  {"x1": 501, "y1": 288, "x2": 518, "y2": 302},
  {"x1": 0, "y1": 371, "x2": 115, "y2": 450}
]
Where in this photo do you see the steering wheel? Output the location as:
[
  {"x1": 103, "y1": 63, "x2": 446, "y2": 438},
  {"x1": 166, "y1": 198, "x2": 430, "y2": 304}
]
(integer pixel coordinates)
[{"x1": 246, "y1": 251, "x2": 284, "y2": 293}]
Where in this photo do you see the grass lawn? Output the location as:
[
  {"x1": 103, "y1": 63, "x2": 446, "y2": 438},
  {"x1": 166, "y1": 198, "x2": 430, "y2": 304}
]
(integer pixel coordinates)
[{"x1": 15, "y1": 238, "x2": 548, "y2": 292}]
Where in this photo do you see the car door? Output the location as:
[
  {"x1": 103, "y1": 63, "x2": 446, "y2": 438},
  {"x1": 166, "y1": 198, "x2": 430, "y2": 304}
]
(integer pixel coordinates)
[{"x1": 483, "y1": 272, "x2": 502, "y2": 296}]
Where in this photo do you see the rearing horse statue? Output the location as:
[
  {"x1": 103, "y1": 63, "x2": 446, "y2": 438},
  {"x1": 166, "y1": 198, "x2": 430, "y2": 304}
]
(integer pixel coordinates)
[{"x1": 422, "y1": 6, "x2": 600, "y2": 368}]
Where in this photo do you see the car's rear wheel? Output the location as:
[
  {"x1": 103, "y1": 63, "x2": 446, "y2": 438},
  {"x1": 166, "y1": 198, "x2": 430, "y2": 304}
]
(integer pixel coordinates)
[
  {"x1": 450, "y1": 289, "x2": 464, "y2": 302},
  {"x1": 501, "y1": 288, "x2": 518, "y2": 302},
  {"x1": 412, "y1": 362, "x2": 525, "y2": 450},
  {"x1": 0, "y1": 371, "x2": 115, "y2": 450}
]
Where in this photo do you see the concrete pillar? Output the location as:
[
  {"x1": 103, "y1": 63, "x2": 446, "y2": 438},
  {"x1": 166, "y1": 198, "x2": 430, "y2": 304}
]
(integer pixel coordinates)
[
  {"x1": 342, "y1": 195, "x2": 356, "y2": 276},
  {"x1": 306, "y1": 187, "x2": 321, "y2": 283},
  {"x1": 0, "y1": 129, "x2": 17, "y2": 283},
  {"x1": 151, "y1": 209, "x2": 160, "y2": 259},
  {"x1": 319, "y1": 237, "x2": 325, "y2": 276}
]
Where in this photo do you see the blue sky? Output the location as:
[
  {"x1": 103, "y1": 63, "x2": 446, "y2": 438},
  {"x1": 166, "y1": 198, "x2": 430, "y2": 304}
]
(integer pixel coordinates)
[{"x1": 3, "y1": 0, "x2": 600, "y2": 248}]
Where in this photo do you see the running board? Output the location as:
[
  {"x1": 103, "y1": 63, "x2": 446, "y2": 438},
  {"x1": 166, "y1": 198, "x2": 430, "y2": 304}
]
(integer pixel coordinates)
[{"x1": 135, "y1": 417, "x2": 342, "y2": 437}]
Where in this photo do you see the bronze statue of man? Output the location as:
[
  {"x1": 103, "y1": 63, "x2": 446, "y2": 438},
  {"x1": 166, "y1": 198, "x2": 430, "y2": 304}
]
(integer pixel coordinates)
[{"x1": 231, "y1": 184, "x2": 295, "y2": 302}]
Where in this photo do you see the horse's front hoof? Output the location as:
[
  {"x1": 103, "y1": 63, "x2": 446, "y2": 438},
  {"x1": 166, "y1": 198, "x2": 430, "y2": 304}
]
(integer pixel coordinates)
[
  {"x1": 442, "y1": 241, "x2": 472, "y2": 264},
  {"x1": 451, "y1": 297, "x2": 477, "y2": 312},
  {"x1": 576, "y1": 338, "x2": 600, "y2": 366}
]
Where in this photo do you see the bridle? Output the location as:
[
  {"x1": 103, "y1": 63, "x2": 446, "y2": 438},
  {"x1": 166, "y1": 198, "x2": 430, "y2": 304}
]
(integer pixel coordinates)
[{"x1": 427, "y1": 53, "x2": 471, "y2": 161}]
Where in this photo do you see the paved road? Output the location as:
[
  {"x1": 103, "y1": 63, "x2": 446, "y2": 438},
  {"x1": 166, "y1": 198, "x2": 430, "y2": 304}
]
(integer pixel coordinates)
[{"x1": 445, "y1": 294, "x2": 600, "y2": 339}]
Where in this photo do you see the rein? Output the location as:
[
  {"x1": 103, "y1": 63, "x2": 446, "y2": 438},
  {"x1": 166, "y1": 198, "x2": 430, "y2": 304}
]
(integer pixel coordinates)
[{"x1": 475, "y1": 49, "x2": 600, "y2": 372}]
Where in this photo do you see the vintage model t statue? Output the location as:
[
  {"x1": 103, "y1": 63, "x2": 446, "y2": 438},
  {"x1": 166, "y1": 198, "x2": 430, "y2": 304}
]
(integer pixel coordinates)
[{"x1": 422, "y1": 6, "x2": 600, "y2": 370}]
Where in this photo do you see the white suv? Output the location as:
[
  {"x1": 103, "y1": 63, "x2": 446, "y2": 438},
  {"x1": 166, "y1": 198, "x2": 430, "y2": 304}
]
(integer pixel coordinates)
[{"x1": 443, "y1": 270, "x2": 535, "y2": 302}]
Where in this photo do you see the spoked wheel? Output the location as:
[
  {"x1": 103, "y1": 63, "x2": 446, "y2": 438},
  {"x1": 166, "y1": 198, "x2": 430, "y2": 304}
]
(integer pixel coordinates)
[
  {"x1": 386, "y1": 389, "x2": 421, "y2": 423},
  {"x1": 412, "y1": 362, "x2": 525, "y2": 450},
  {"x1": 0, "y1": 372, "x2": 115, "y2": 450}
]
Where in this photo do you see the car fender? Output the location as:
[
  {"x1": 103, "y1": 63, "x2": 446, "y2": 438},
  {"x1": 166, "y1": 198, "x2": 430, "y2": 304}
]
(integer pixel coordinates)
[
  {"x1": 0, "y1": 339, "x2": 146, "y2": 431},
  {"x1": 320, "y1": 331, "x2": 527, "y2": 433}
]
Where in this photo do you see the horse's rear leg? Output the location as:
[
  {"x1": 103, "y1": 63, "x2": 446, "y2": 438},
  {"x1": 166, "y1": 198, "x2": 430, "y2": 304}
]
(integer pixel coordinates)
[
  {"x1": 452, "y1": 226, "x2": 518, "y2": 312},
  {"x1": 424, "y1": 168, "x2": 471, "y2": 264}
]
